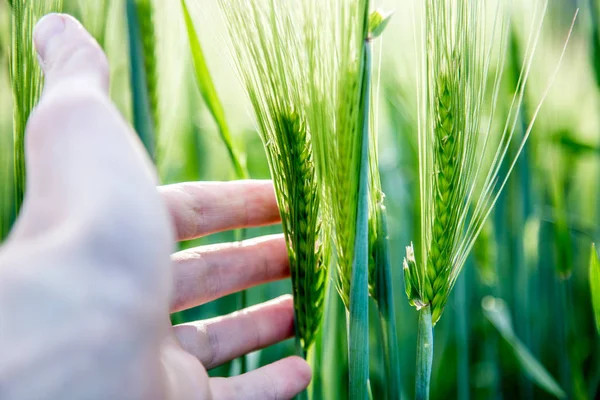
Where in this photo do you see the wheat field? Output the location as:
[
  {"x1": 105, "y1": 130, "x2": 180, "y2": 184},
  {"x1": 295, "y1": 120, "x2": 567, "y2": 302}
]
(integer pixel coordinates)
[{"x1": 1, "y1": 0, "x2": 598, "y2": 399}]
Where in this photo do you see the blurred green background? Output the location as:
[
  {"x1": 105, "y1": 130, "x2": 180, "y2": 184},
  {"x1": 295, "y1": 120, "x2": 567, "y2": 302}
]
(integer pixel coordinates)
[{"x1": 1, "y1": 0, "x2": 598, "y2": 399}]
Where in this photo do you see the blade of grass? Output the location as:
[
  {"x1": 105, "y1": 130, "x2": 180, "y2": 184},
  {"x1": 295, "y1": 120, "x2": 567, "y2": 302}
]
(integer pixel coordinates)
[
  {"x1": 126, "y1": 0, "x2": 156, "y2": 160},
  {"x1": 508, "y1": 27, "x2": 534, "y2": 397},
  {"x1": 133, "y1": 0, "x2": 159, "y2": 149},
  {"x1": 373, "y1": 205, "x2": 401, "y2": 399},
  {"x1": 181, "y1": 0, "x2": 247, "y2": 179},
  {"x1": 347, "y1": 33, "x2": 372, "y2": 400},
  {"x1": 590, "y1": 243, "x2": 600, "y2": 335},
  {"x1": 366, "y1": 11, "x2": 401, "y2": 399},
  {"x1": 320, "y1": 275, "x2": 348, "y2": 400},
  {"x1": 589, "y1": 0, "x2": 600, "y2": 89}
]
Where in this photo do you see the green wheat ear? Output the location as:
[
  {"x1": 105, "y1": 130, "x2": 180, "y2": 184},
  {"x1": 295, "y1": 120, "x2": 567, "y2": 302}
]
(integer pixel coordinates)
[
  {"x1": 274, "y1": 110, "x2": 325, "y2": 351},
  {"x1": 303, "y1": 0, "x2": 370, "y2": 311},
  {"x1": 217, "y1": 0, "x2": 325, "y2": 353},
  {"x1": 403, "y1": 0, "x2": 576, "y2": 325},
  {"x1": 426, "y1": 69, "x2": 471, "y2": 323}
]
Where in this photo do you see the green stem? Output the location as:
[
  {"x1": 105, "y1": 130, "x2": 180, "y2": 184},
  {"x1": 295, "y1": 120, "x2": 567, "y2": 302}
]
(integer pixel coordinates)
[
  {"x1": 455, "y1": 270, "x2": 469, "y2": 400},
  {"x1": 234, "y1": 227, "x2": 249, "y2": 374},
  {"x1": 348, "y1": 38, "x2": 372, "y2": 400},
  {"x1": 239, "y1": 290, "x2": 247, "y2": 373},
  {"x1": 126, "y1": 0, "x2": 156, "y2": 160},
  {"x1": 375, "y1": 206, "x2": 402, "y2": 399},
  {"x1": 322, "y1": 280, "x2": 347, "y2": 400},
  {"x1": 416, "y1": 306, "x2": 433, "y2": 400}
]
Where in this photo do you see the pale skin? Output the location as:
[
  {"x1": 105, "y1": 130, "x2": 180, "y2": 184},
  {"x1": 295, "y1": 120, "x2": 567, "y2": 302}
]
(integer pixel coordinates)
[{"x1": 0, "y1": 14, "x2": 311, "y2": 400}]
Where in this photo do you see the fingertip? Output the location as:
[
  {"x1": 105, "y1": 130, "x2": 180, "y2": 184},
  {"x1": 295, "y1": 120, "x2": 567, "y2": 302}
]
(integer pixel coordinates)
[
  {"x1": 287, "y1": 355, "x2": 313, "y2": 384},
  {"x1": 267, "y1": 294, "x2": 295, "y2": 314},
  {"x1": 34, "y1": 13, "x2": 66, "y2": 60},
  {"x1": 275, "y1": 293, "x2": 294, "y2": 305},
  {"x1": 34, "y1": 13, "x2": 109, "y2": 94},
  {"x1": 278, "y1": 356, "x2": 313, "y2": 397},
  {"x1": 211, "y1": 356, "x2": 312, "y2": 400}
]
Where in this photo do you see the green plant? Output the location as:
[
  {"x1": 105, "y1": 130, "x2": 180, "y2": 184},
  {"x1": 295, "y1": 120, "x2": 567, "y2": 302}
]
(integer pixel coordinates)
[{"x1": 4, "y1": 1, "x2": 596, "y2": 399}]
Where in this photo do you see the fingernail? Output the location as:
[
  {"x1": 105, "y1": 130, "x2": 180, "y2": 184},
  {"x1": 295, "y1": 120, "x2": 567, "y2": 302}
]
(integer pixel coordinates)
[{"x1": 34, "y1": 14, "x2": 66, "y2": 60}]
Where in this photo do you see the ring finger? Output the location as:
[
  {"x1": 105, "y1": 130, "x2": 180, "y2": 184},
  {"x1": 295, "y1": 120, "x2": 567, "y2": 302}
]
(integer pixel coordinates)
[{"x1": 172, "y1": 295, "x2": 295, "y2": 369}]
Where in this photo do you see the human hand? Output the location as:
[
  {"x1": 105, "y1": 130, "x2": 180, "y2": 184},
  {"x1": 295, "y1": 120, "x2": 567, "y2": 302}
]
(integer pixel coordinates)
[{"x1": 0, "y1": 14, "x2": 310, "y2": 400}]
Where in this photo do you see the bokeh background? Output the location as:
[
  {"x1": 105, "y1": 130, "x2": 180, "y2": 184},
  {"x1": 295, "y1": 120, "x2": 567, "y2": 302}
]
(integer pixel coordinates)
[{"x1": 1, "y1": 0, "x2": 598, "y2": 399}]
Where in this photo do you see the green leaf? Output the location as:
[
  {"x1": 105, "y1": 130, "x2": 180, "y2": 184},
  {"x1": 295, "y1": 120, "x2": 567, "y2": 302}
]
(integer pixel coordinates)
[
  {"x1": 590, "y1": 244, "x2": 600, "y2": 335},
  {"x1": 318, "y1": 282, "x2": 348, "y2": 399},
  {"x1": 368, "y1": 9, "x2": 393, "y2": 39},
  {"x1": 348, "y1": 38, "x2": 372, "y2": 400},
  {"x1": 180, "y1": 0, "x2": 247, "y2": 179},
  {"x1": 373, "y1": 206, "x2": 402, "y2": 399},
  {"x1": 126, "y1": 0, "x2": 156, "y2": 160},
  {"x1": 483, "y1": 297, "x2": 566, "y2": 399}
]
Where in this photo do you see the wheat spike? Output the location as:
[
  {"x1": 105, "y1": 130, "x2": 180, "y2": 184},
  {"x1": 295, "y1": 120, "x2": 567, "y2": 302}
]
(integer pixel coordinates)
[
  {"x1": 402, "y1": 0, "x2": 573, "y2": 325},
  {"x1": 218, "y1": 0, "x2": 325, "y2": 352},
  {"x1": 303, "y1": 0, "x2": 370, "y2": 310},
  {"x1": 426, "y1": 70, "x2": 470, "y2": 323}
]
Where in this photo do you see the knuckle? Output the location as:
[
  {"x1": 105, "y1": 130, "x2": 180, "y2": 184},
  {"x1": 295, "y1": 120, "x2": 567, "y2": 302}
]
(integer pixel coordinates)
[
  {"x1": 205, "y1": 324, "x2": 220, "y2": 368},
  {"x1": 259, "y1": 368, "x2": 279, "y2": 400},
  {"x1": 202, "y1": 261, "x2": 223, "y2": 300}
]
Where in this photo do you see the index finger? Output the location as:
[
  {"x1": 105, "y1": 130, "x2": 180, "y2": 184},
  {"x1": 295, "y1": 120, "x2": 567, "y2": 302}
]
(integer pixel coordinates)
[{"x1": 159, "y1": 180, "x2": 281, "y2": 241}]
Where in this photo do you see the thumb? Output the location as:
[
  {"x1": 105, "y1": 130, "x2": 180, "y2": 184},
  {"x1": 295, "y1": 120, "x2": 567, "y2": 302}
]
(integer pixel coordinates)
[
  {"x1": 13, "y1": 13, "x2": 164, "y2": 238},
  {"x1": 35, "y1": 12, "x2": 110, "y2": 95},
  {"x1": 8, "y1": 13, "x2": 172, "y2": 292}
]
